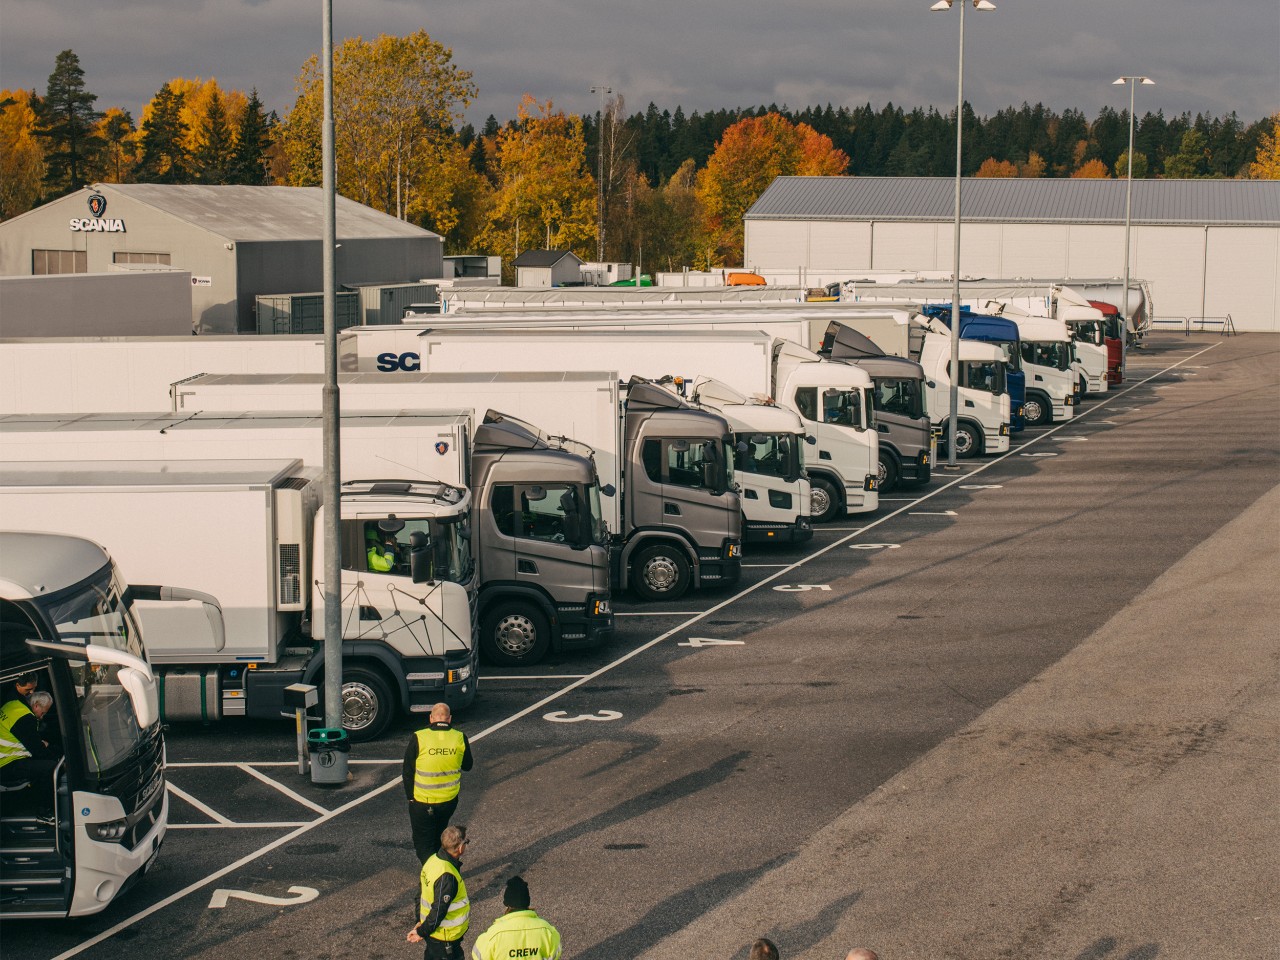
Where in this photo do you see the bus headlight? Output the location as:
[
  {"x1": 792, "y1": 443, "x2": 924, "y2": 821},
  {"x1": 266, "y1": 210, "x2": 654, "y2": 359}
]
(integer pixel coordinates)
[{"x1": 91, "y1": 818, "x2": 129, "y2": 842}]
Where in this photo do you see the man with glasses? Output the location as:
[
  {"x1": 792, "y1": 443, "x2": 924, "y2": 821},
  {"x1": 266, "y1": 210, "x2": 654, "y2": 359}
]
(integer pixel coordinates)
[{"x1": 408, "y1": 824, "x2": 471, "y2": 959}]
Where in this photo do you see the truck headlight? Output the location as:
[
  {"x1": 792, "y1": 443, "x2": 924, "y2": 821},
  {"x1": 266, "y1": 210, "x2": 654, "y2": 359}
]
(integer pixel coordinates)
[
  {"x1": 727, "y1": 542, "x2": 742, "y2": 559},
  {"x1": 999, "y1": 423, "x2": 1011, "y2": 436},
  {"x1": 448, "y1": 664, "x2": 471, "y2": 684},
  {"x1": 591, "y1": 597, "x2": 611, "y2": 617}
]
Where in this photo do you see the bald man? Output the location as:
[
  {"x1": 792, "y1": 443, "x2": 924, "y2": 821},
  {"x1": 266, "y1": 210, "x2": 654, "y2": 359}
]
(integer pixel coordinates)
[
  {"x1": 404, "y1": 703, "x2": 474, "y2": 862},
  {"x1": 845, "y1": 949, "x2": 879, "y2": 960}
]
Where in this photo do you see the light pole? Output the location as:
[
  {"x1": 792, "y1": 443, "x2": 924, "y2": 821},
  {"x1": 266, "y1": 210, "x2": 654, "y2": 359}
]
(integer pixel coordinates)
[
  {"x1": 590, "y1": 84, "x2": 611, "y2": 265},
  {"x1": 931, "y1": 0, "x2": 995, "y2": 468},
  {"x1": 321, "y1": 0, "x2": 343, "y2": 734},
  {"x1": 1112, "y1": 76, "x2": 1153, "y2": 374}
]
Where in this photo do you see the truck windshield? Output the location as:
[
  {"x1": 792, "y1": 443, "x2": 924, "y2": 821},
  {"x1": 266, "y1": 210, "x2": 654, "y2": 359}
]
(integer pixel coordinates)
[
  {"x1": 820, "y1": 389, "x2": 862, "y2": 429},
  {"x1": 872, "y1": 377, "x2": 925, "y2": 420},
  {"x1": 734, "y1": 432, "x2": 801, "y2": 481},
  {"x1": 1072, "y1": 321, "x2": 1104, "y2": 345},
  {"x1": 1021, "y1": 341, "x2": 1072, "y2": 371},
  {"x1": 961, "y1": 361, "x2": 1006, "y2": 396},
  {"x1": 42, "y1": 569, "x2": 149, "y2": 774},
  {"x1": 373, "y1": 516, "x2": 473, "y2": 584},
  {"x1": 994, "y1": 341, "x2": 1022, "y2": 372}
]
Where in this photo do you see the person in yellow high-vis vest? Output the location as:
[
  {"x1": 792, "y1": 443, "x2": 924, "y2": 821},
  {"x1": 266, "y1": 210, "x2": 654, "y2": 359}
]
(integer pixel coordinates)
[
  {"x1": 407, "y1": 824, "x2": 471, "y2": 960},
  {"x1": 470, "y1": 876, "x2": 562, "y2": 960},
  {"x1": 403, "y1": 702, "x2": 474, "y2": 862}
]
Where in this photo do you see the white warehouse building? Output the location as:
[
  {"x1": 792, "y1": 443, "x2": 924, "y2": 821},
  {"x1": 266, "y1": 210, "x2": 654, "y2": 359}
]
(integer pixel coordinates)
[{"x1": 743, "y1": 177, "x2": 1280, "y2": 332}]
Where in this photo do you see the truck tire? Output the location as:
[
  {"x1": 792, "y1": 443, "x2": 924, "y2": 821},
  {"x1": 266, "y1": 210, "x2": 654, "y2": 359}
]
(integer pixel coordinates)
[
  {"x1": 809, "y1": 477, "x2": 841, "y2": 524},
  {"x1": 877, "y1": 452, "x2": 900, "y2": 493},
  {"x1": 341, "y1": 666, "x2": 395, "y2": 742},
  {"x1": 1079, "y1": 375, "x2": 1089, "y2": 398},
  {"x1": 1023, "y1": 394, "x2": 1052, "y2": 426},
  {"x1": 480, "y1": 601, "x2": 551, "y2": 667},
  {"x1": 953, "y1": 422, "x2": 981, "y2": 459},
  {"x1": 631, "y1": 544, "x2": 691, "y2": 602}
]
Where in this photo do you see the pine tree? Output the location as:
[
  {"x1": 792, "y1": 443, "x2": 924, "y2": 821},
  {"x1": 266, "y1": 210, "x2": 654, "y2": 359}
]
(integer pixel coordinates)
[
  {"x1": 229, "y1": 88, "x2": 272, "y2": 184},
  {"x1": 35, "y1": 49, "x2": 103, "y2": 196},
  {"x1": 138, "y1": 82, "x2": 190, "y2": 183},
  {"x1": 192, "y1": 89, "x2": 233, "y2": 184}
]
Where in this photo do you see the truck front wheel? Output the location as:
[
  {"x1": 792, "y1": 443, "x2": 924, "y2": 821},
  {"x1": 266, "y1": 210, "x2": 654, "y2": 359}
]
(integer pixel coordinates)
[
  {"x1": 480, "y1": 601, "x2": 551, "y2": 667},
  {"x1": 341, "y1": 666, "x2": 395, "y2": 742},
  {"x1": 1023, "y1": 395, "x2": 1052, "y2": 426},
  {"x1": 877, "y1": 452, "x2": 900, "y2": 493},
  {"x1": 631, "y1": 545, "x2": 691, "y2": 602},
  {"x1": 809, "y1": 477, "x2": 841, "y2": 523},
  {"x1": 953, "y1": 422, "x2": 981, "y2": 458}
]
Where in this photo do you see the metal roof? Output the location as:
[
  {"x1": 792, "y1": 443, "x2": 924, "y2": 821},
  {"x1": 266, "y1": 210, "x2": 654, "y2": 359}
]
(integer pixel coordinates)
[
  {"x1": 96, "y1": 183, "x2": 441, "y2": 242},
  {"x1": 745, "y1": 177, "x2": 1280, "y2": 226},
  {"x1": 512, "y1": 250, "x2": 582, "y2": 268}
]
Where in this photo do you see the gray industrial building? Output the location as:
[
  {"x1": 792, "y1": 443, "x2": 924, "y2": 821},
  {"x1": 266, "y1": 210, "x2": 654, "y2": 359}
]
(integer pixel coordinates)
[
  {"x1": 0, "y1": 183, "x2": 443, "y2": 334},
  {"x1": 743, "y1": 177, "x2": 1280, "y2": 332}
]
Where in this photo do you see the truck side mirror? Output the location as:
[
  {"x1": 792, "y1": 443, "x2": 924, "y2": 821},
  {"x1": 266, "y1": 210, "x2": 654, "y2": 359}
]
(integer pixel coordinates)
[
  {"x1": 804, "y1": 434, "x2": 817, "y2": 445},
  {"x1": 600, "y1": 483, "x2": 616, "y2": 497},
  {"x1": 409, "y1": 530, "x2": 433, "y2": 584},
  {"x1": 379, "y1": 515, "x2": 406, "y2": 535},
  {"x1": 525, "y1": 485, "x2": 548, "y2": 502}
]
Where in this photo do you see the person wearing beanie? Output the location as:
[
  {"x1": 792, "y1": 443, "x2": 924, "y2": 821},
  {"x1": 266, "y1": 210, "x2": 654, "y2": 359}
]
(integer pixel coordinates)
[{"x1": 469, "y1": 875, "x2": 562, "y2": 960}]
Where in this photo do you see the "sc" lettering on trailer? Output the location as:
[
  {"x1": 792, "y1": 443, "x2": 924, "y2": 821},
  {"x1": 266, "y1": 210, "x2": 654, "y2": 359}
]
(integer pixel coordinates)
[{"x1": 376, "y1": 352, "x2": 421, "y2": 372}]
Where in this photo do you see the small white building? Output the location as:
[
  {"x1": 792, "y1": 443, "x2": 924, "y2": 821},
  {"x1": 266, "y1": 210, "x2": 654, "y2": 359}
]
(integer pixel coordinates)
[
  {"x1": 512, "y1": 249, "x2": 585, "y2": 288},
  {"x1": 743, "y1": 177, "x2": 1280, "y2": 332},
  {"x1": 580, "y1": 261, "x2": 633, "y2": 286}
]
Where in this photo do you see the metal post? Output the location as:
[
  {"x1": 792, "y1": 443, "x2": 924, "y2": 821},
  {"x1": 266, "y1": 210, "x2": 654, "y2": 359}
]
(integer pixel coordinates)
[
  {"x1": 947, "y1": 0, "x2": 966, "y2": 468},
  {"x1": 1121, "y1": 79, "x2": 1134, "y2": 374},
  {"x1": 321, "y1": 0, "x2": 343, "y2": 730},
  {"x1": 1114, "y1": 76, "x2": 1151, "y2": 373},
  {"x1": 591, "y1": 84, "x2": 610, "y2": 265},
  {"x1": 296, "y1": 707, "x2": 308, "y2": 774}
]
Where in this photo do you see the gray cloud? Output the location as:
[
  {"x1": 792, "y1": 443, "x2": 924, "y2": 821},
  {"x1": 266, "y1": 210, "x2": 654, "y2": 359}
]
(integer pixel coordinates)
[{"x1": 2, "y1": 0, "x2": 1275, "y2": 131}]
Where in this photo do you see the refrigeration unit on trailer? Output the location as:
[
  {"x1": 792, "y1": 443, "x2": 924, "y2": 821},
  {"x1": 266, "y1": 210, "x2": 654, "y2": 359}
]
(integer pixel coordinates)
[
  {"x1": 0, "y1": 410, "x2": 613, "y2": 670},
  {"x1": 173, "y1": 370, "x2": 742, "y2": 603},
  {"x1": 0, "y1": 459, "x2": 475, "y2": 741},
  {"x1": 1, "y1": 532, "x2": 222, "y2": 917}
]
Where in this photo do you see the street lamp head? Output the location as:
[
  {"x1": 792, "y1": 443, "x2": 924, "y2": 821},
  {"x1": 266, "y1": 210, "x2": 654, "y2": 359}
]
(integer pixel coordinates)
[
  {"x1": 932, "y1": 0, "x2": 995, "y2": 8},
  {"x1": 1140, "y1": 77, "x2": 1155, "y2": 85},
  {"x1": 1114, "y1": 76, "x2": 1154, "y2": 85}
]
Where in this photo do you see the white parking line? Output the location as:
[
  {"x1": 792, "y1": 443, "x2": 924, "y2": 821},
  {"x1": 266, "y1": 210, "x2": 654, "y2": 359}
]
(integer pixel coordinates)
[
  {"x1": 54, "y1": 341, "x2": 1224, "y2": 960},
  {"x1": 166, "y1": 782, "x2": 233, "y2": 826},
  {"x1": 614, "y1": 611, "x2": 703, "y2": 617},
  {"x1": 482, "y1": 674, "x2": 590, "y2": 681},
  {"x1": 169, "y1": 822, "x2": 308, "y2": 831},
  {"x1": 237, "y1": 763, "x2": 331, "y2": 815}
]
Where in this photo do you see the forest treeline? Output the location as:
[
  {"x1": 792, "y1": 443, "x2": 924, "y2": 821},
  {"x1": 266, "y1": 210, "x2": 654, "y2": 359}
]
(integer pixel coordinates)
[{"x1": 4, "y1": 42, "x2": 1278, "y2": 273}]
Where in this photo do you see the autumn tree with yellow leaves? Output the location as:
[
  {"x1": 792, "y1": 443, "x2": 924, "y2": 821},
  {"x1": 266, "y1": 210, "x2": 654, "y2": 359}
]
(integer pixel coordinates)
[
  {"x1": 0, "y1": 91, "x2": 46, "y2": 218},
  {"x1": 695, "y1": 113, "x2": 848, "y2": 265},
  {"x1": 1247, "y1": 114, "x2": 1280, "y2": 179},
  {"x1": 282, "y1": 30, "x2": 478, "y2": 232},
  {"x1": 481, "y1": 95, "x2": 597, "y2": 265}
]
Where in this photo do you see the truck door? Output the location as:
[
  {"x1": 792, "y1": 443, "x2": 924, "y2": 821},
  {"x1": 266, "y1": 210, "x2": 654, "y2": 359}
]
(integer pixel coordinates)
[
  {"x1": 489, "y1": 483, "x2": 599, "y2": 592},
  {"x1": 644, "y1": 437, "x2": 731, "y2": 536}
]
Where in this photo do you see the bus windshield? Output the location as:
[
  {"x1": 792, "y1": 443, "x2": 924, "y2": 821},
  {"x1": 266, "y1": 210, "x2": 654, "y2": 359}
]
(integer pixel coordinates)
[{"x1": 42, "y1": 569, "x2": 149, "y2": 774}]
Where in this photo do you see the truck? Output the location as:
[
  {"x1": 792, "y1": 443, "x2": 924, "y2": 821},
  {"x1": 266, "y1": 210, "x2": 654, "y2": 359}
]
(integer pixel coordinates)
[
  {"x1": 1, "y1": 531, "x2": 224, "y2": 916},
  {"x1": 351, "y1": 324, "x2": 879, "y2": 522},
  {"x1": 920, "y1": 307, "x2": 1028, "y2": 433},
  {"x1": 981, "y1": 300, "x2": 1105, "y2": 399},
  {"x1": 685, "y1": 379, "x2": 812, "y2": 544},
  {"x1": 980, "y1": 311, "x2": 1077, "y2": 424},
  {"x1": 0, "y1": 457, "x2": 477, "y2": 741},
  {"x1": 366, "y1": 328, "x2": 813, "y2": 540},
  {"x1": 815, "y1": 322, "x2": 934, "y2": 487},
  {"x1": 170, "y1": 371, "x2": 743, "y2": 603},
  {"x1": 0, "y1": 409, "x2": 614, "y2": 673}
]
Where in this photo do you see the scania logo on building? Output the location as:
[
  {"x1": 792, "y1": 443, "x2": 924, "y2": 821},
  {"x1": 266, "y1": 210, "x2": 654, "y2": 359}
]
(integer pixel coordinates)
[{"x1": 70, "y1": 192, "x2": 125, "y2": 232}]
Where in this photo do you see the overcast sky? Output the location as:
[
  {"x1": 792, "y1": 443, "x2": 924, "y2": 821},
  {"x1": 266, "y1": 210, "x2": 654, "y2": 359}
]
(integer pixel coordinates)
[{"x1": 3, "y1": 0, "x2": 1277, "y2": 133}]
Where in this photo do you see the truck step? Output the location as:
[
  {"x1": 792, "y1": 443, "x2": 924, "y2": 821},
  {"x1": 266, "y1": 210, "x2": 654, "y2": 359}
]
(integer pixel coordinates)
[
  {"x1": 0, "y1": 820, "x2": 58, "y2": 848},
  {"x1": 1, "y1": 854, "x2": 66, "y2": 881}
]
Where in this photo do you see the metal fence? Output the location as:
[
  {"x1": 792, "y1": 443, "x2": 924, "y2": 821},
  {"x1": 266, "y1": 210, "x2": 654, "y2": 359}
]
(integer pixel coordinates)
[{"x1": 1148, "y1": 315, "x2": 1236, "y2": 337}]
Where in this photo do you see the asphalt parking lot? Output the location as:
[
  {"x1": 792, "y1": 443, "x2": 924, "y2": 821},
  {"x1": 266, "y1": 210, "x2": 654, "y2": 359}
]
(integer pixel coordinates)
[{"x1": 7, "y1": 332, "x2": 1278, "y2": 960}]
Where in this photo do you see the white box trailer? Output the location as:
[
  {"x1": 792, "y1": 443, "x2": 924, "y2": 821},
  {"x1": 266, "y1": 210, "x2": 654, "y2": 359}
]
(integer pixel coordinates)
[
  {"x1": 0, "y1": 409, "x2": 615, "y2": 671},
  {"x1": 0, "y1": 457, "x2": 477, "y2": 739},
  {"x1": 0, "y1": 409, "x2": 469, "y2": 484},
  {"x1": 175, "y1": 370, "x2": 744, "y2": 602},
  {"x1": 0, "y1": 335, "x2": 345, "y2": 414}
]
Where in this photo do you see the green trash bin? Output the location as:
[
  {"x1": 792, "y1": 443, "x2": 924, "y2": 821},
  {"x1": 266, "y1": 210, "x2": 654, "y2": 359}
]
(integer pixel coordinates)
[{"x1": 307, "y1": 727, "x2": 350, "y2": 785}]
